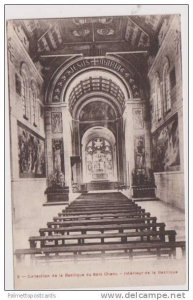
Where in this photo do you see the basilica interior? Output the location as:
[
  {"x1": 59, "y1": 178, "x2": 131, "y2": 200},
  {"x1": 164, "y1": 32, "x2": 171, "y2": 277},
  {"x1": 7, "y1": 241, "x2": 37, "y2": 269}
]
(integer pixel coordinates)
[{"x1": 7, "y1": 13, "x2": 186, "y2": 288}]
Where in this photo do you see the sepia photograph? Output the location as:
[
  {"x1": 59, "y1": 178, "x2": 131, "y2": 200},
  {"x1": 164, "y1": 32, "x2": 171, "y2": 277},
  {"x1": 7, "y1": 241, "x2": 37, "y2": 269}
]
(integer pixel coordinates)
[{"x1": 5, "y1": 4, "x2": 188, "y2": 290}]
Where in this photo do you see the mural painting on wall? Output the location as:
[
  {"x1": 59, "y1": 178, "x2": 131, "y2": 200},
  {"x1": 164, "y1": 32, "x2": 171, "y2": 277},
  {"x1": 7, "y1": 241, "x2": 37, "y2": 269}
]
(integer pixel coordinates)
[
  {"x1": 51, "y1": 112, "x2": 63, "y2": 133},
  {"x1": 133, "y1": 108, "x2": 144, "y2": 129},
  {"x1": 134, "y1": 135, "x2": 146, "y2": 169},
  {"x1": 52, "y1": 138, "x2": 64, "y2": 173},
  {"x1": 79, "y1": 101, "x2": 116, "y2": 121},
  {"x1": 152, "y1": 114, "x2": 180, "y2": 171},
  {"x1": 18, "y1": 122, "x2": 45, "y2": 177}
]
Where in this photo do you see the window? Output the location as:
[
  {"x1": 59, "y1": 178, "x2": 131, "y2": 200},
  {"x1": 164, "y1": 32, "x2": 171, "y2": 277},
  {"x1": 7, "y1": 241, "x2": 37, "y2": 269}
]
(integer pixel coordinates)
[
  {"x1": 163, "y1": 56, "x2": 171, "y2": 113},
  {"x1": 21, "y1": 74, "x2": 29, "y2": 119},
  {"x1": 15, "y1": 73, "x2": 22, "y2": 95},
  {"x1": 31, "y1": 81, "x2": 40, "y2": 127},
  {"x1": 32, "y1": 89, "x2": 37, "y2": 126},
  {"x1": 154, "y1": 72, "x2": 162, "y2": 121},
  {"x1": 20, "y1": 63, "x2": 30, "y2": 120},
  {"x1": 170, "y1": 67, "x2": 176, "y2": 89}
]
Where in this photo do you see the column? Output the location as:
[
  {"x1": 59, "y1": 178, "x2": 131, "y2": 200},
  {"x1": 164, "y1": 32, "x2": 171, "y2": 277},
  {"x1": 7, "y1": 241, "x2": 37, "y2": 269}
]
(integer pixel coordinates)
[
  {"x1": 124, "y1": 102, "x2": 135, "y2": 189},
  {"x1": 45, "y1": 108, "x2": 53, "y2": 175},
  {"x1": 62, "y1": 106, "x2": 72, "y2": 189}
]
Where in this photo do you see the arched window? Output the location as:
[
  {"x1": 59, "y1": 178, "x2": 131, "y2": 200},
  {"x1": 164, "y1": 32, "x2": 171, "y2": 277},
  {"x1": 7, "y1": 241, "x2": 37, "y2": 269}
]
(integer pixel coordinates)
[
  {"x1": 31, "y1": 81, "x2": 37, "y2": 126},
  {"x1": 36, "y1": 102, "x2": 40, "y2": 127},
  {"x1": 154, "y1": 72, "x2": 162, "y2": 121},
  {"x1": 31, "y1": 81, "x2": 40, "y2": 127},
  {"x1": 20, "y1": 63, "x2": 30, "y2": 120},
  {"x1": 163, "y1": 56, "x2": 171, "y2": 113}
]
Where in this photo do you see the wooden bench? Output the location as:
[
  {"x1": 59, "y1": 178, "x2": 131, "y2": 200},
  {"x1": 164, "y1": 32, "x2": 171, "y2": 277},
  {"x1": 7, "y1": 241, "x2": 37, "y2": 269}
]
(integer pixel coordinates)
[
  {"x1": 59, "y1": 207, "x2": 146, "y2": 217},
  {"x1": 47, "y1": 217, "x2": 157, "y2": 229},
  {"x1": 70, "y1": 199, "x2": 133, "y2": 205},
  {"x1": 68, "y1": 199, "x2": 136, "y2": 205},
  {"x1": 63, "y1": 206, "x2": 144, "y2": 215},
  {"x1": 29, "y1": 230, "x2": 176, "y2": 248},
  {"x1": 77, "y1": 192, "x2": 126, "y2": 198},
  {"x1": 54, "y1": 211, "x2": 151, "y2": 221},
  {"x1": 15, "y1": 241, "x2": 186, "y2": 262},
  {"x1": 66, "y1": 204, "x2": 139, "y2": 212},
  {"x1": 39, "y1": 222, "x2": 166, "y2": 236},
  {"x1": 69, "y1": 202, "x2": 133, "y2": 208}
]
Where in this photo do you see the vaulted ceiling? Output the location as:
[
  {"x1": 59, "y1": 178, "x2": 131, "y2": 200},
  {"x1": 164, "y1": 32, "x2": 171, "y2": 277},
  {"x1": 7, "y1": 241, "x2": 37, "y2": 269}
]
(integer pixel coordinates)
[{"x1": 11, "y1": 15, "x2": 171, "y2": 79}]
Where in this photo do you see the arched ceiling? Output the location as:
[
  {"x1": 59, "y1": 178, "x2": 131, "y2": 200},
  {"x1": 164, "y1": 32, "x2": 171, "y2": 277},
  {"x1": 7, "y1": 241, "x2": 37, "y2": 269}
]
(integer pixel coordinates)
[
  {"x1": 67, "y1": 72, "x2": 127, "y2": 116},
  {"x1": 65, "y1": 69, "x2": 129, "y2": 104}
]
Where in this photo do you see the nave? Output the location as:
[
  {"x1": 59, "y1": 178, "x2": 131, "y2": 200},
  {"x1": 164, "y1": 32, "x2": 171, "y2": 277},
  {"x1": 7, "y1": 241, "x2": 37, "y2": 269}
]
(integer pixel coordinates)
[
  {"x1": 15, "y1": 192, "x2": 185, "y2": 262},
  {"x1": 6, "y1": 11, "x2": 187, "y2": 290}
]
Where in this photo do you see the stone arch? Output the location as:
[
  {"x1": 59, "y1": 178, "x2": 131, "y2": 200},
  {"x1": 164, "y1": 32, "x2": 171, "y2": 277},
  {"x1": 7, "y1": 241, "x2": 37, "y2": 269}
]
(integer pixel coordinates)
[
  {"x1": 20, "y1": 61, "x2": 30, "y2": 78},
  {"x1": 45, "y1": 56, "x2": 142, "y2": 104}
]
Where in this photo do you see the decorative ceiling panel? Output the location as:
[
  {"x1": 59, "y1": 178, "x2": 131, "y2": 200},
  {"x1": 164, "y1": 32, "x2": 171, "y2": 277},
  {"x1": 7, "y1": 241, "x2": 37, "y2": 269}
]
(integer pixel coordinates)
[
  {"x1": 129, "y1": 15, "x2": 162, "y2": 36},
  {"x1": 125, "y1": 18, "x2": 150, "y2": 49},
  {"x1": 94, "y1": 16, "x2": 124, "y2": 42},
  {"x1": 59, "y1": 18, "x2": 93, "y2": 43},
  {"x1": 11, "y1": 15, "x2": 172, "y2": 79}
]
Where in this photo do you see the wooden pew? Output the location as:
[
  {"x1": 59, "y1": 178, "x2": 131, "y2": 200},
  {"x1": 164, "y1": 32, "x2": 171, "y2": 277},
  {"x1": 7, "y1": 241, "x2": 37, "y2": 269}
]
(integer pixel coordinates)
[
  {"x1": 70, "y1": 199, "x2": 133, "y2": 205},
  {"x1": 54, "y1": 211, "x2": 151, "y2": 221},
  {"x1": 60, "y1": 207, "x2": 146, "y2": 216},
  {"x1": 77, "y1": 192, "x2": 126, "y2": 198},
  {"x1": 69, "y1": 202, "x2": 133, "y2": 208},
  {"x1": 15, "y1": 241, "x2": 186, "y2": 262},
  {"x1": 66, "y1": 205, "x2": 140, "y2": 212},
  {"x1": 39, "y1": 222, "x2": 166, "y2": 236},
  {"x1": 47, "y1": 217, "x2": 157, "y2": 229},
  {"x1": 68, "y1": 199, "x2": 136, "y2": 205},
  {"x1": 62, "y1": 207, "x2": 145, "y2": 216},
  {"x1": 29, "y1": 230, "x2": 176, "y2": 248}
]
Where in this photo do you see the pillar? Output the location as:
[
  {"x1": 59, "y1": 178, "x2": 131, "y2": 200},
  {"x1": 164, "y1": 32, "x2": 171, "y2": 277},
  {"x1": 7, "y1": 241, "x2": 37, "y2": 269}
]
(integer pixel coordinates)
[
  {"x1": 45, "y1": 108, "x2": 53, "y2": 176},
  {"x1": 62, "y1": 106, "x2": 72, "y2": 189}
]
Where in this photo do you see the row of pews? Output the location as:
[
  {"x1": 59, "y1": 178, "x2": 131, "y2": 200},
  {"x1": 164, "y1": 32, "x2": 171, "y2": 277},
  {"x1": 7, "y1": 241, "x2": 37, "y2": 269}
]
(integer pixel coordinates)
[{"x1": 15, "y1": 192, "x2": 185, "y2": 262}]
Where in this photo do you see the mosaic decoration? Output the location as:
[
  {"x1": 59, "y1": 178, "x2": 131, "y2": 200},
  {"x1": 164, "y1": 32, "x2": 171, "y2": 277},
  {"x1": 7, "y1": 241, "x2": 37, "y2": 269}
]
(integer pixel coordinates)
[
  {"x1": 72, "y1": 29, "x2": 90, "y2": 37},
  {"x1": 51, "y1": 112, "x2": 63, "y2": 133},
  {"x1": 18, "y1": 122, "x2": 45, "y2": 177},
  {"x1": 97, "y1": 28, "x2": 115, "y2": 36},
  {"x1": 79, "y1": 101, "x2": 116, "y2": 121},
  {"x1": 133, "y1": 108, "x2": 144, "y2": 129},
  {"x1": 152, "y1": 115, "x2": 180, "y2": 171},
  {"x1": 52, "y1": 138, "x2": 64, "y2": 173},
  {"x1": 125, "y1": 18, "x2": 150, "y2": 48},
  {"x1": 50, "y1": 57, "x2": 140, "y2": 103},
  {"x1": 7, "y1": 37, "x2": 16, "y2": 63},
  {"x1": 134, "y1": 135, "x2": 146, "y2": 170}
]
